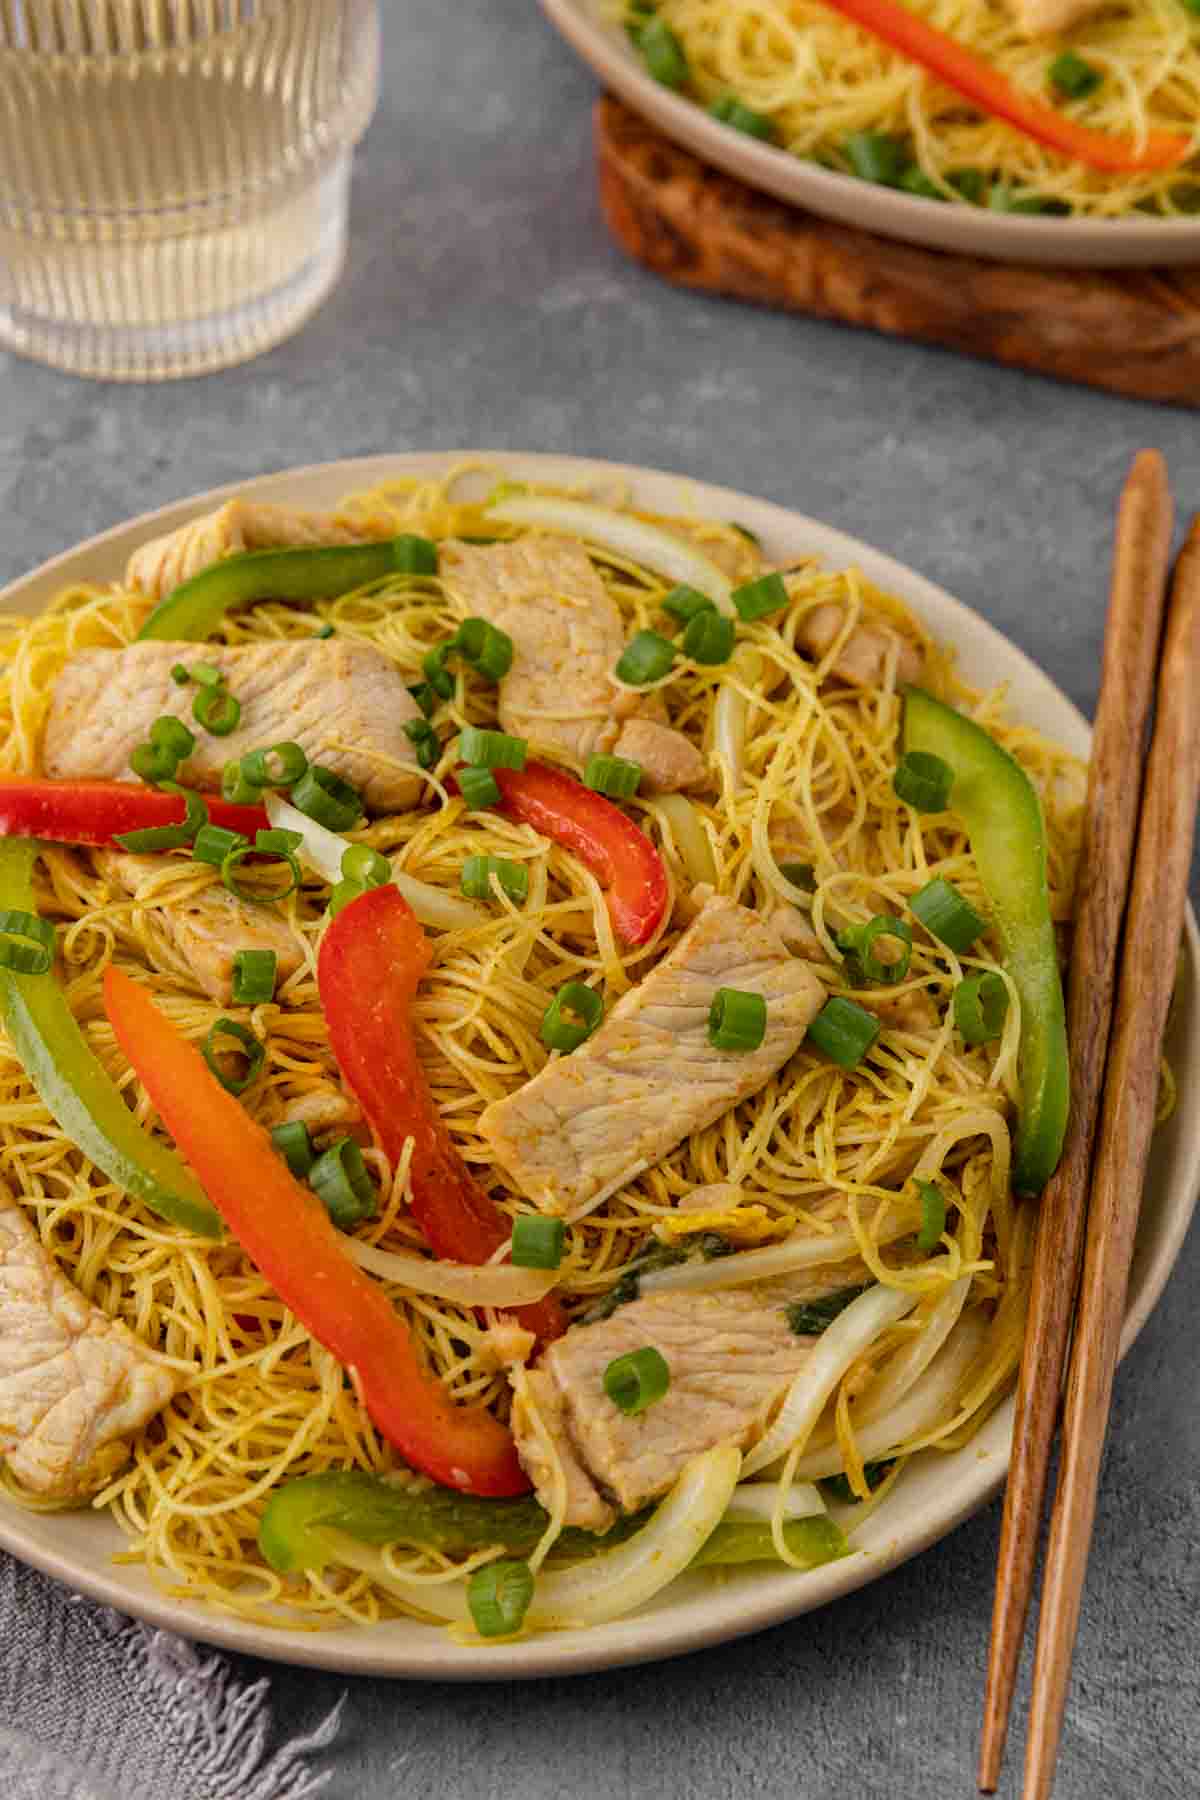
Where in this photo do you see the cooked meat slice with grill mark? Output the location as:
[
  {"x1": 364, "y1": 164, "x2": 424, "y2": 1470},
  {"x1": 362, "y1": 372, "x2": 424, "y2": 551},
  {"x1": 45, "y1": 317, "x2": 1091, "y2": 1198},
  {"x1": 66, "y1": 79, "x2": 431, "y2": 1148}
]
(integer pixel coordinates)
[
  {"x1": 0, "y1": 1192, "x2": 178, "y2": 1498},
  {"x1": 478, "y1": 894, "x2": 825, "y2": 1216},
  {"x1": 513, "y1": 1262, "x2": 868, "y2": 1523},
  {"x1": 125, "y1": 498, "x2": 393, "y2": 604},
  {"x1": 609, "y1": 716, "x2": 707, "y2": 794},
  {"x1": 97, "y1": 851, "x2": 305, "y2": 1006},
  {"x1": 798, "y1": 602, "x2": 923, "y2": 690},
  {"x1": 1007, "y1": 0, "x2": 1105, "y2": 34},
  {"x1": 43, "y1": 640, "x2": 423, "y2": 813},
  {"x1": 441, "y1": 536, "x2": 704, "y2": 791},
  {"x1": 511, "y1": 1369, "x2": 616, "y2": 1533}
]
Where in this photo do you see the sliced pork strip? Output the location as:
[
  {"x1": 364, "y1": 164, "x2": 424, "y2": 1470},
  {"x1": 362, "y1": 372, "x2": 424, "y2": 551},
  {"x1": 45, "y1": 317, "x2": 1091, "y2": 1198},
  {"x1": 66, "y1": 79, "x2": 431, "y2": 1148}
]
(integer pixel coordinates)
[
  {"x1": 1007, "y1": 0, "x2": 1106, "y2": 34},
  {"x1": 441, "y1": 536, "x2": 703, "y2": 791},
  {"x1": 610, "y1": 716, "x2": 707, "y2": 794},
  {"x1": 97, "y1": 851, "x2": 305, "y2": 1006},
  {"x1": 42, "y1": 640, "x2": 423, "y2": 813},
  {"x1": 514, "y1": 1262, "x2": 868, "y2": 1524},
  {"x1": 512, "y1": 1369, "x2": 616, "y2": 1533},
  {"x1": 478, "y1": 895, "x2": 825, "y2": 1216},
  {"x1": 798, "y1": 602, "x2": 924, "y2": 691},
  {"x1": 126, "y1": 498, "x2": 394, "y2": 604},
  {"x1": 0, "y1": 1193, "x2": 178, "y2": 1499}
]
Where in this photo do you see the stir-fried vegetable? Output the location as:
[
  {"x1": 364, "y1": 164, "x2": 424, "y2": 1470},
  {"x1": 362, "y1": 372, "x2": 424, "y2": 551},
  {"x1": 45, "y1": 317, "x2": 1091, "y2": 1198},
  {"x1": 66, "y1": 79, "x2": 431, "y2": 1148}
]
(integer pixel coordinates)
[
  {"x1": 902, "y1": 685, "x2": 1068, "y2": 1193},
  {"x1": 316, "y1": 883, "x2": 566, "y2": 1344},
  {"x1": 137, "y1": 536, "x2": 439, "y2": 641},
  {"x1": 102, "y1": 962, "x2": 528, "y2": 1495},
  {"x1": 0, "y1": 839, "x2": 221, "y2": 1236},
  {"x1": 0, "y1": 776, "x2": 268, "y2": 848}
]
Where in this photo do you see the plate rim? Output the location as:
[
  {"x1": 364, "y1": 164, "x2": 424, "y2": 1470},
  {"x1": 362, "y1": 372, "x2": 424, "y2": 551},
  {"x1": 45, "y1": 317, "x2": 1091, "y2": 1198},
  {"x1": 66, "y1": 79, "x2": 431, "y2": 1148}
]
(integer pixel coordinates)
[
  {"x1": 1, "y1": 447, "x2": 1197, "y2": 1682},
  {"x1": 540, "y1": 0, "x2": 1200, "y2": 269}
]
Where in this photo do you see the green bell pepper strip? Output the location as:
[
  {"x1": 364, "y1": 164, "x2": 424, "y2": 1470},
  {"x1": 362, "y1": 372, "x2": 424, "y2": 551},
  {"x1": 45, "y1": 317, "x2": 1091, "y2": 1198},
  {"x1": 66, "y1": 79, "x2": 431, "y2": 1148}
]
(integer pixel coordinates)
[
  {"x1": 901, "y1": 686, "x2": 1069, "y2": 1194},
  {"x1": 258, "y1": 1468, "x2": 849, "y2": 1574},
  {"x1": 0, "y1": 838, "x2": 221, "y2": 1237},
  {"x1": 137, "y1": 536, "x2": 439, "y2": 642}
]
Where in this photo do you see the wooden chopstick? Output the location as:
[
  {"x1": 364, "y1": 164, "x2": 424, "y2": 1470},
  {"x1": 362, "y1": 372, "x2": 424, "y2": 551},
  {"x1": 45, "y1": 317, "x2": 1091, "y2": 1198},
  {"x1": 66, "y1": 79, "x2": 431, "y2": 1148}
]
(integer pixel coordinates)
[
  {"x1": 977, "y1": 450, "x2": 1175, "y2": 1792},
  {"x1": 1021, "y1": 518, "x2": 1200, "y2": 1800}
]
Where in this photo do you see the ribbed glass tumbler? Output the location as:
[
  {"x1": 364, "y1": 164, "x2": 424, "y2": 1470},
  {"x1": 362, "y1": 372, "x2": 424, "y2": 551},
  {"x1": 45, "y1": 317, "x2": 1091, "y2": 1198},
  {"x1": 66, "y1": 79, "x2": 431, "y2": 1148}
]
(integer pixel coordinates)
[{"x1": 0, "y1": 1, "x2": 379, "y2": 379}]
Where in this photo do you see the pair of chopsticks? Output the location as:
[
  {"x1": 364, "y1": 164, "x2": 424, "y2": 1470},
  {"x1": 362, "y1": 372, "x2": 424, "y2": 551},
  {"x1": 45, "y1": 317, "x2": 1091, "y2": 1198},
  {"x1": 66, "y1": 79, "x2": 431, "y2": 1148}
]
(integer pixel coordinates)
[{"x1": 978, "y1": 449, "x2": 1200, "y2": 1799}]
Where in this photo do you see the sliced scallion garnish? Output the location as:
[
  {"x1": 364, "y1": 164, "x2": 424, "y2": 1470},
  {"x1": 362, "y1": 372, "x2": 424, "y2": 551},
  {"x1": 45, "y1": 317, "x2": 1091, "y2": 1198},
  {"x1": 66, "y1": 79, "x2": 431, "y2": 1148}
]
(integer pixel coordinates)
[
  {"x1": 0, "y1": 908, "x2": 55, "y2": 976},
  {"x1": 310, "y1": 1135, "x2": 377, "y2": 1227},
  {"x1": 637, "y1": 17, "x2": 688, "y2": 87},
  {"x1": 616, "y1": 629, "x2": 676, "y2": 686},
  {"x1": 806, "y1": 995, "x2": 880, "y2": 1069},
  {"x1": 661, "y1": 584, "x2": 716, "y2": 626},
  {"x1": 221, "y1": 838, "x2": 301, "y2": 903},
  {"x1": 603, "y1": 1345, "x2": 670, "y2": 1415},
  {"x1": 583, "y1": 753, "x2": 642, "y2": 800},
  {"x1": 404, "y1": 718, "x2": 440, "y2": 770},
  {"x1": 460, "y1": 855, "x2": 529, "y2": 903},
  {"x1": 270, "y1": 1119, "x2": 315, "y2": 1178},
  {"x1": 193, "y1": 824, "x2": 250, "y2": 868},
  {"x1": 458, "y1": 766, "x2": 501, "y2": 810},
  {"x1": 708, "y1": 987, "x2": 767, "y2": 1051},
  {"x1": 467, "y1": 1560, "x2": 535, "y2": 1639},
  {"x1": 916, "y1": 1178, "x2": 947, "y2": 1252},
  {"x1": 115, "y1": 783, "x2": 207, "y2": 853},
  {"x1": 953, "y1": 970, "x2": 1009, "y2": 1044},
  {"x1": 836, "y1": 915, "x2": 913, "y2": 986},
  {"x1": 542, "y1": 981, "x2": 604, "y2": 1053},
  {"x1": 456, "y1": 616, "x2": 515, "y2": 682},
  {"x1": 682, "y1": 609, "x2": 735, "y2": 665},
  {"x1": 202, "y1": 1017, "x2": 265, "y2": 1095},
  {"x1": 731, "y1": 571, "x2": 788, "y2": 622},
  {"x1": 192, "y1": 684, "x2": 241, "y2": 736},
  {"x1": 242, "y1": 742, "x2": 308, "y2": 788},
  {"x1": 221, "y1": 760, "x2": 262, "y2": 806},
  {"x1": 893, "y1": 750, "x2": 954, "y2": 812},
  {"x1": 457, "y1": 726, "x2": 528, "y2": 771},
  {"x1": 341, "y1": 843, "x2": 391, "y2": 889},
  {"x1": 910, "y1": 877, "x2": 987, "y2": 953},
  {"x1": 232, "y1": 948, "x2": 278, "y2": 1004},
  {"x1": 510, "y1": 1215, "x2": 565, "y2": 1271},
  {"x1": 290, "y1": 765, "x2": 363, "y2": 832}
]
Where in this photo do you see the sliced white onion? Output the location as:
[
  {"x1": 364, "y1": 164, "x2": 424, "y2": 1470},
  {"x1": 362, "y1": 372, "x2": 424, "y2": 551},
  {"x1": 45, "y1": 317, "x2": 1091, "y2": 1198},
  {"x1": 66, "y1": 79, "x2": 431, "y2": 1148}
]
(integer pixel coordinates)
[
  {"x1": 331, "y1": 1444, "x2": 742, "y2": 1631},
  {"x1": 787, "y1": 1312, "x2": 987, "y2": 1481},
  {"x1": 341, "y1": 1236, "x2": 557, "y2": 1308},
  {"x1": 862, "y1": 1274, "x2": 970, "y2": 1418},
  {"x1": 487, "y1": 496, "x2": 735, "y2": 616},
  {"x1": 724, "y1": 1479, "x2": 826, "y2": 1524},
  {"x1": 742, "y1": 1283, "x2": 919, "y2": 1477},
  {"x1": 713, "y1": 646, "x2": 763, "y2": 790},
  {"x1": 639, "y1": 1213, "x2": 912, "y2": 1298},
  {"x1": 650, "y1": 793, "x2": 718, "y2": 888},
  {"x1": 265, "y1": 792, "x2": 484, "y2": 933}
]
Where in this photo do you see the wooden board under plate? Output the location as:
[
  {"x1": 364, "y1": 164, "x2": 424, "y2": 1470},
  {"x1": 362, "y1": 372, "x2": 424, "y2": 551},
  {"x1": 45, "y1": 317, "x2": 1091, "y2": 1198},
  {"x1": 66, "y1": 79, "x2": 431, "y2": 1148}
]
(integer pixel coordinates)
[{"x1": 595, "y1": 96, "x2": 1200, "y2": 407}]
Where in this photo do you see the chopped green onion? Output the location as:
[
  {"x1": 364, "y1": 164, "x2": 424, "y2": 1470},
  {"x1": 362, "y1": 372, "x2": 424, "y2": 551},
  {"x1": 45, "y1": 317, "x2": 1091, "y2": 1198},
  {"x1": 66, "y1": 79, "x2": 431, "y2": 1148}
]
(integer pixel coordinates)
[
  {"x1": 458, "y1": 767, "x2": 501, "y2": 810},
  {"x1": 916, "y1": 1178, "x2": 947, "y2": 1252},
  {"x1": 1048, "y1": 49, "x2": 1103, "y2": 98},
  {"x1": 407, "y1": 681, "x2": 438, "y2": 719},
  {"x1": 603, "y1": 1346, "x2": 670, "y2": 1415},
  {"x1": 193, "y1": 684, "x2": 241, "y2": 736},
  {"x1": 242, "y1": 743, "x2": 309, "y2": 788},
  {"x1": 150, "y1": 715, "x2": 196, "y2": 762},
  {"x1": 392, "y1": 535, "x2": 439, "y2": 575},
  {"x1": 115, "y1": 784, "x2": 207, "y2": 853},
  {"x1": 130, "y1": 742, "x2": 181, "y2": 785},
  {"x1": 836, "y1": 915, "x2": 913, "y2": 986},
  {"x1": 823, "y1": 1458, "x2": 895, "y2": 1503},
  {"x1": 987, "y1": 185, "x2": 1063, "y2": 215},
  {"x1": 189, "y1": 661, "x2": 223, "y2": 687},
  {"x1": 731, "y1": 571, "x2": 788, "y2": 622},
  {"x1": 404, "y1": 718, "x2": 440, "y2": 770},
  {"x1": 255, "y1": 827, "x2": 304, "y2": 855},
  {"x1": 778, "y1": 861, "x2": 816, "y2": 895},
  {"x1": 270, "y1": 1119, "x2": 315, "y2": 1178},
  {"x1": 708, "y1": 987, "x2": 767, "y2": 1051},
  {"x1": 202, "y1": 1017, "x2": 265, "y2": 1095},
  {"x1": 511, "y1": 1215, "x2": 565, "y2": 1271},
  {"x1": 708, "y1": 95, "x2": 775, "y2": 141},
  {"x1": 341, "y1": 843, "x2": 391, "y2": 888},
  {"x1": 232, "y1": 948, "x2": 278, "y2": 1004},
  {"x1": 0, "y1": 909, "x2": 55, "y2": 976},
  {"x1": 845, "y1": 130, "x2": 907, "y2": 186},
  {"x1": 458, "y1": 726, "x2": 527, "y2": 771},
  {"x1": 900, "y1": 166, "x2": 944, "y2": 201},
  {"x1": 893, "y1": 750, "x2": 954, "y2": 812},
  {"x1": 329, "y1": 879, "x2": 366, "y2": 917},
  {"x1": 542, "y1": 981, "x2": 604, "y2": 1053},
  {"x1": 616, "y1": 630, "x2": 676, "y2": 686},
  {"x1": 460, "y1": 855, "x2": 529, "y2": 903},
  {"x1": 290, "y1": 765, "x2": 363, "y2": 831},
  {"x1": 423, "y1": 644, "x2": 455, "y2": 700},
  {"x1": 949, "y1": 169, "x2": 986, "y2": 204},
  {"x1": 584, "y1": 753, "x2": 642, "y2": 800},
  {"x1": 315, "y1": 623, "x2": 335, "y2": 640},
  {"x1": 221, "y1": 760, "x2": 262, "y2": 806},
  {"x1": 682, "y1": 609, "x2": 735, "y2": 665},
  {"x1": 953, "y1": 970, "x2": 1009, "y2": 1044},
  {"x1": 637, "y1": 17, "x2": 688, "y2": 87},
  {"x1": 193, "y1": 824, "x2": 250, "y2": 868},
  {"x1": 910, "y1": 877, "x2": 987, "y2": 953},
  {"x1": 807, "y1": 996, "x2": 880, "y2": 1069},
  {"x1": 661, "y1": 584, "x2": 716, "y2": 626},
  {"x1": 466, "y1": 1560, "x2": 535, "y2": 1639},
  {"x1": 456, "y1": 617, "x2": 514, "y2": 682},
  {"x1": 309, "y1": 1135, "x2": 377, "y2": 1227},
  {"x1": 221, "y1": 841, "x2": 300, "y2": 902},
  {"x1": 171, "y1": 663, "x2": 191, "y2": 685}
]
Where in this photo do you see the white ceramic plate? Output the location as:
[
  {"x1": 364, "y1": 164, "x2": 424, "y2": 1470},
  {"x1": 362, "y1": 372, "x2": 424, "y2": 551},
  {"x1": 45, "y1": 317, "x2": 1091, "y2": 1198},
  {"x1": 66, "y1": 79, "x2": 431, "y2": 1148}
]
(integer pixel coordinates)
[
  {"x1": 541, "y1": 0, "x2": 1200, "y2": 269},
  {"x1": 1, "y1": 452, "x2": 1197, "y2": 1681}
]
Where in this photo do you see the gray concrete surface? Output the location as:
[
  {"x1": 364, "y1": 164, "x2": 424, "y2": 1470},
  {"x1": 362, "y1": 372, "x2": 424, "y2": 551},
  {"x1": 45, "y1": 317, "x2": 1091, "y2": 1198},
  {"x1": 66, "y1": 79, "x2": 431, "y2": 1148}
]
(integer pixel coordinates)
[{"x1": 2, "y1": 4, "x2": 1198, "y2": 1796}]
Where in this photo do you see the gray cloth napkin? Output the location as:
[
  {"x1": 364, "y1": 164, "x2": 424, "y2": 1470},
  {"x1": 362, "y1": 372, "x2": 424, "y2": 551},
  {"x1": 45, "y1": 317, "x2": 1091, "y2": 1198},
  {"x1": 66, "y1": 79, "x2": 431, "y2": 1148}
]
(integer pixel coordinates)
[{"x1": 0, "y1": 1554, "x2": 343, "y2": 1800}]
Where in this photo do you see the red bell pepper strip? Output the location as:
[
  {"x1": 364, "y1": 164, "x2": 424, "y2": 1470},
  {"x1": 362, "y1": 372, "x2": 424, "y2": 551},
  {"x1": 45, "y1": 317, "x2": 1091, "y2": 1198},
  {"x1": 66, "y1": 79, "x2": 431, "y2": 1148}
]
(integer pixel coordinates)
[
  {"x1": 318, "y1": 884, "x2": 566, "y2": 1345},
  {"x1": 821, "y1": 0, "x2": 1191, "y2": 175},
  {"x1": 102, "y1": 963, "x2": 529, "y2": 1497},
  {"x1": 0, "y1": 777, "x2": 269, "y2": 848},
  {"x1": 487, "y1": 760, "x2": 669, "y2": 948}
]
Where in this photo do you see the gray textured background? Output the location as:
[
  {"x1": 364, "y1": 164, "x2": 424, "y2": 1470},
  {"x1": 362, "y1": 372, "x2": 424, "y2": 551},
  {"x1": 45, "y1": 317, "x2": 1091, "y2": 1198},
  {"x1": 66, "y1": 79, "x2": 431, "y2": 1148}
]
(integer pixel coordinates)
[{"x1": 2, "y1": 4, "x2": 1199, "y2": 1796}]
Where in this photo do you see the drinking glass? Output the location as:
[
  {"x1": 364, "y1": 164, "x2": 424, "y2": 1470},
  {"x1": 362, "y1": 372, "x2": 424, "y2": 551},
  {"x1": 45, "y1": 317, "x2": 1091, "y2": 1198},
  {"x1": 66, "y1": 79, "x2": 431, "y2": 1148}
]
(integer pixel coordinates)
[{"x1": 0, "y1": 1, "x2": 380, "y2": 379}]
